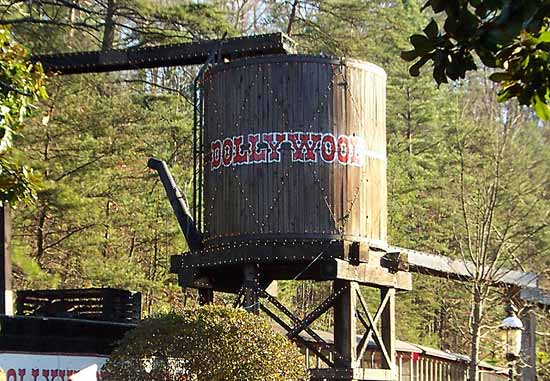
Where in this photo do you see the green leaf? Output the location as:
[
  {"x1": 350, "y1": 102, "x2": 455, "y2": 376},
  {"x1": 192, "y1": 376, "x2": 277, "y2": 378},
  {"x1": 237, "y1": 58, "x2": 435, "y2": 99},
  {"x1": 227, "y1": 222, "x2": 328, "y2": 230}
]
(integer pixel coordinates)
[
  {"x1": 497, "y1": 83, "x2": 522, "y2": 102},
  {"x1": 489, "y1": 72, "x2": 512, "y2": 82},
  {"x1": 433, "y1": 64, "x2": 448, "y2": 85},
  {"x1": 424, "y1": 19, "x2": 439, "y2": 40},
  {"x1": 536, "y1": 31, "x2": 550, "y2": 43},
  {"x1": 444, "y1": 16, "x2": 459, "y2": 36},
  {"x1": 409, "y1": 55, "x2": 431, "y2": 77},
  {"x1": 410, "y1": 34, "x2": 434, "y2": 55},
  {"x1": 533, "y1": 95, "x2": 550, "y2": 121},
  {"x1": 401, "y1": 50, "x2": 418, "y2": 62},
  {"x1": 430, "y1": 0, "x2": 446, "y2": 13},
  {"x1": 475, "y1": 47, "x2": 497, "y2": 67}
]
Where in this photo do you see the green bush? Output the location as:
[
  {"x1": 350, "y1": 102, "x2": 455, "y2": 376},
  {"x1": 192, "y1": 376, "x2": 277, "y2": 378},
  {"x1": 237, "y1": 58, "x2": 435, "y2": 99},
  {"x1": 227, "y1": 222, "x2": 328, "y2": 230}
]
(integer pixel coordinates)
[{"x1": 104, "y1": 305, "x2": 309, "y2": 381}]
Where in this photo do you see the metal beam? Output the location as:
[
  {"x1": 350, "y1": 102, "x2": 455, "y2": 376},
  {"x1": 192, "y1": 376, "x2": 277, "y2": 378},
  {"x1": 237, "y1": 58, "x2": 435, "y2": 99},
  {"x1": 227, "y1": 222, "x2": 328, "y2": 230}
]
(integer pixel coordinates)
[
  {"x1": 391, "y1": 246, "x2": 550, "y2": 305},
  {"x1": 32, "y1": 33, "x2": 296, "y2": 75}
]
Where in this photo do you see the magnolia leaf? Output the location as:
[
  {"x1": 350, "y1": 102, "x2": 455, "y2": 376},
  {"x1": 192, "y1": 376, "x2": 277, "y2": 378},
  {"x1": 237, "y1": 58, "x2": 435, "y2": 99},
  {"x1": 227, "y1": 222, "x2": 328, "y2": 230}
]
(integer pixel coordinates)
[
  {"x1": 429, "y1": 0, "x2": 446, "y2": 13},
  {"x1": 410, "y1": 34, "x2": 434, "y2": 55},
  {"x1": 409, "y1": 55, "x2": 431, "y2": 77},
  {"x1": 489, "y1": 72, "x2": 512, "y2": 82},
  {"x1": 497, "y1": 83, "x2": 522, "y2": 102},
  {"x1": 424, "y1": 19, "x2": 439, "y2": 40},
  {"x1": 401, "y1": 49, "x2": 418, "y2": 62},
  {"x1": 533, "y1": 95, "x2": 550, "y2": 121}
]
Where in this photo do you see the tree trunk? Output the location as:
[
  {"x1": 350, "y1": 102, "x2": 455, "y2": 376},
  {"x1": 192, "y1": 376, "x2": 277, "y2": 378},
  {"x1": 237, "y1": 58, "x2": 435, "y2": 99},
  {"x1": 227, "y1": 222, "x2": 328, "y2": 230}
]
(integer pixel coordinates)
[
  {"x1": 69, "y1": 0, "x2": 79, "y2": 39},
  {"x1": 36, "y1": 204, "x2": 46, "y2": 261},
  {"x1": 469, "y1": 288, "x2": 483, "y2": 381},
  {"x1": 101, "y1": 0, "x2": 116, "y2": 51},
  {"x1": 287, "y1": 0, "x2": 299, "y2": 36}
]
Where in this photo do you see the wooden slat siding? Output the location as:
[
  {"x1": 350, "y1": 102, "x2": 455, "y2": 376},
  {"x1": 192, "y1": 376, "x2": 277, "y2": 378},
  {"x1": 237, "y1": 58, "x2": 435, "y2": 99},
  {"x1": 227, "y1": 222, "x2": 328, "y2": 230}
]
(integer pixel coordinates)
[
  {"x1": 305, "y1": 61, "x2": 316, "y2": 235},
  {"x1": 274, "y1": 63, "x2": 283, "y2": 236},
  {"x1": 281, "y1": 62, "x2": 290, "y2": 236},
  {"x1": 250, "y1": 65, "x2": 259, "y2": 236},
  {"x1": 203, "y1": 56, "x2": 386, "y2": 247},
  {"x1": 322, "y1": 63, "x2": 334, "y2": 235},
  {"x1": 294, "y1": 60, "x2": 303, "y2": 236},
  {"x1": 202, "y1": 75, "x2": 211, "y2": 238},
  {"x1": 334, "y1": 63, "x2": 344, "y2": 235},
  {"x1": 357, "y1": 66, "x2": 370, "y2": 236}
]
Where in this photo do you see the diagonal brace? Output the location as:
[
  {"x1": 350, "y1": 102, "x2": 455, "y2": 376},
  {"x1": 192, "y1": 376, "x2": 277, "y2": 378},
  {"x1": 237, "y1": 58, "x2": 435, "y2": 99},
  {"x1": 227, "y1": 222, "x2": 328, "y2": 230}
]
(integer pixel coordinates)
[
  {"x1": 258, "y1": 288, "x2": 330, "y2": 348},
  {"x1": 260, "y1": 304, "x2": 335, "y2": 367},
  {"x1": 287, "y1": 284, "x2": 348, "y2": 340},
  {"x1": 355, "y1": 287, "x2": 392, "y2": 367}
]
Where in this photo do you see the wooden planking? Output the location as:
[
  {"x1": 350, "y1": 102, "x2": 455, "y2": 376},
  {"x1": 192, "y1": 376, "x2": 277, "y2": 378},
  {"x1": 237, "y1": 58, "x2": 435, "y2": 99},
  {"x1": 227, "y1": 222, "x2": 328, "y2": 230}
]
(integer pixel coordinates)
[{"x1": 203, "y1": 55, "x2": 387, "y2": 247}]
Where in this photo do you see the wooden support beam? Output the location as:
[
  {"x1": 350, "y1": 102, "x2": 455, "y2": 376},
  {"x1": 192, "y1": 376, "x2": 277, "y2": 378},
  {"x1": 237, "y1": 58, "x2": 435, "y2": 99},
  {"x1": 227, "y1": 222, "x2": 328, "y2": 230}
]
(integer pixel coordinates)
[
  {"x1": 355, "y1": 288, "x2": 391, "y2": 364},
  {"x1": 33, "y1": 33, "x2": 296, "y2": 75},
  {"x1": 520, "y1": 307, "x2": 537, "y2": 381},
  {"x1": 287, "y1": 286, "x2": 345, "y2": 339},
  {"x1": 321, "y1": 259, "x2": 412, "y2": 291},
  {"x1": 258, "y1": 288, "x2": 330, "y2": 348},
  {"x1": 242, "y1": 264, "x2": 260, "y2": 314},
  {"x1": 380, "y1": 288, "x2": 396, "y2": 375},
  {"x1": 334, "y1": 280, "x2": 357, "y2": 369},
  {"x1": 198, "y1": 289, "x2": 214, "y2": 305},
  {"x1": 260, "y1": 304, "x2": 334, "y2": 367},
  {"x1": 0, "y1": 203, "x2": 13, "y2": 315}
]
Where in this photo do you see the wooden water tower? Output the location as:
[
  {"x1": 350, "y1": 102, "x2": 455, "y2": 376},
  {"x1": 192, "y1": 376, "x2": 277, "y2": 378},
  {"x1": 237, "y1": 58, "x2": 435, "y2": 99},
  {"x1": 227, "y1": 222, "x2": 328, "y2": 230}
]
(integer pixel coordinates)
[{"x1": 169, "y1": 54, "x2": 412, "y2": 381}]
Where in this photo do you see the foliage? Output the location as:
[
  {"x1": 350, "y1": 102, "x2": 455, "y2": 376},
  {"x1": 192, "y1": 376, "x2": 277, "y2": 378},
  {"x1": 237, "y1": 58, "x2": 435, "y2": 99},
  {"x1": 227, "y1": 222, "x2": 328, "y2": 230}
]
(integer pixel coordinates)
[
  {"x1": 403, "y1": 0, "x2": 550, "y2": 120},
  {"x1": 0, "y1": 26, "x2": 47, "y2": 203},
  {"x1": 104, "y1": 306, "x2": 308, "y2": 381}
]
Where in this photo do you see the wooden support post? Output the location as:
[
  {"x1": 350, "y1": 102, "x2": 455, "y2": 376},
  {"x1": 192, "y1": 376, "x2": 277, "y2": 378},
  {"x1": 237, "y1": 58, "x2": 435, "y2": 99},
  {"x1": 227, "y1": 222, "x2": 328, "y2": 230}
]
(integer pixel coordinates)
[
  {"x1": 0, "y1": 203, "x2": 13, "y2": 316},
  {"x1": 333, "y1": 280, "x2": 357, "y2": 371},
  {"x1": 381, "y1": 288, "x2": 396, "y2": 377},
  {"x1": 198, "y1": 289, "x2": 214, "y2": 305},
  {"x1": 243, "y1": 264, "x2": 260, "y2": 314},
  {"x1": 520, "y1": 307, "x2": 537, "y2": 381}
]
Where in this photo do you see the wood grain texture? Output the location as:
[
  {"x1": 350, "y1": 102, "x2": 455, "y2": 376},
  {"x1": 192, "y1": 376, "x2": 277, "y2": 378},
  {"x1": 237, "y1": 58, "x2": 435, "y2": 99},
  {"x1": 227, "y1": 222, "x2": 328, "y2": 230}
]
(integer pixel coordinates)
[{"x1": 203, "y1": 55, "x2": 387, "y2": 248}]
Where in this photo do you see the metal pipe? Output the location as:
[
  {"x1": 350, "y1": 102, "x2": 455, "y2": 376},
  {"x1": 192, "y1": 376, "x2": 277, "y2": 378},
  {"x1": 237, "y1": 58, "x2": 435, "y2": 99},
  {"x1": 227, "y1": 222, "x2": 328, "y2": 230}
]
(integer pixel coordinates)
[
  {"x1": 191, "y1": 32, "x2": 226, "y2": 231},
  {"x1": 147, "y1": 158, "x2": 202, "y2": 251}
]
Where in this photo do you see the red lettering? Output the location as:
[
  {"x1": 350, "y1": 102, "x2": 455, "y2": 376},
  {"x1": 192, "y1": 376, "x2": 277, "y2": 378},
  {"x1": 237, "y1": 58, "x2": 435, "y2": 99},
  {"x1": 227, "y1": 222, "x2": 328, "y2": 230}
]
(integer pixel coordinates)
[
  {"x1": 222, "y1": 138, "x2": 233, "y2": 167},
  {"x1": 287, "y1": 132, "x2": 305, "y2": 161},
  {"x1": 232, "y1": 135, "x2": 248, "y2": 164},
  {"x1": 248, "y1": 134, "x2": 267, "y2": 163},
  {"x1": 212, "y1": 131, "x2": 367, "y2": 169},
  {"x1": 263, "y1": 132, "x2": 286, "y2": 162},
  {"x1": 321, "y1": 134, "x2": 336, "y2": 163},
  {"x1": 301, "y1": 133, "x2": 321, "y2": 162},
  {"x1": 210, "y1": 140, "x2": 222, "y2": 171},
  {"x1": 337, "y1": 135, "x2": 350, "y2": 164},
  {"x1": 7, "y1": 369, "x2": 16, "y2": 381}
]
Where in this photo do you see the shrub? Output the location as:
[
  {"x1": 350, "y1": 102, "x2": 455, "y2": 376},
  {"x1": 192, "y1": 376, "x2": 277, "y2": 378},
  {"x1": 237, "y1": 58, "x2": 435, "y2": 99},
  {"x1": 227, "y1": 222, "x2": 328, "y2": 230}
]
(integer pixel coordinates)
[{"x1": 104, "y1": 305, "x2": 309, "y2": 381}]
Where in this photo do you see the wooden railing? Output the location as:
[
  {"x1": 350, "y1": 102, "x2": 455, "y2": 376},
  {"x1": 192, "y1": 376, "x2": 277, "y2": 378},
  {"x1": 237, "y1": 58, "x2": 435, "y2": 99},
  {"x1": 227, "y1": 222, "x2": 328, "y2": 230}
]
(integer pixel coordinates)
[{"x1": 15, "y1": 288, "x2": 141, "y2": 323}]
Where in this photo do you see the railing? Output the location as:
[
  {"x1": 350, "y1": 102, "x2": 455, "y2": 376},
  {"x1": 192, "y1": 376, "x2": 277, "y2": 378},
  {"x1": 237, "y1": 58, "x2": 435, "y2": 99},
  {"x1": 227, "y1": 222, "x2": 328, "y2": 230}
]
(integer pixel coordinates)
[{"x1": 15, "y1": 288, "x2": 141, "y2": 323}]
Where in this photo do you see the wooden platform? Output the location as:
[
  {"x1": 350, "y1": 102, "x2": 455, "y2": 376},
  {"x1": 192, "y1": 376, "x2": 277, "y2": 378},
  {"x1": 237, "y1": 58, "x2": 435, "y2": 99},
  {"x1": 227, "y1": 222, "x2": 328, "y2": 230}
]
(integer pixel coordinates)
[{"x1": 171, "y1": 240, "x2": 411, "y2": 293}]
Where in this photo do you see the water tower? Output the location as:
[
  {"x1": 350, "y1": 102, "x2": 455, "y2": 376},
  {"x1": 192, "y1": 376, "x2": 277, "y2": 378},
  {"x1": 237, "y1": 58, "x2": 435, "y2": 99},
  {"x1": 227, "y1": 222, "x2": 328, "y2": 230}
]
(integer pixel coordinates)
[{"x1": 158, "y1": 53, "x2": 411, "y2": 381}]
